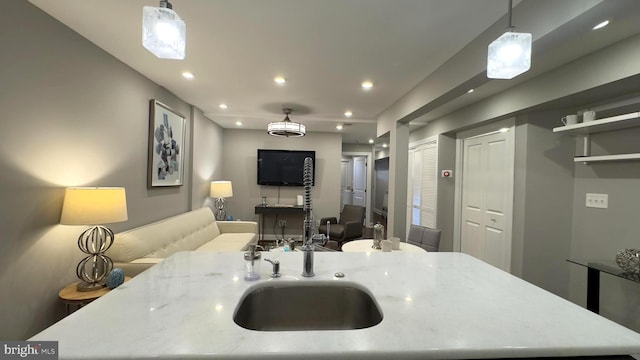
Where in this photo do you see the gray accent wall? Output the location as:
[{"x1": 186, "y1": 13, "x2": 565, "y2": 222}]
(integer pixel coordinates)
[{"x1": 0, "y1": 2, "x2": 223, "y2": 339}]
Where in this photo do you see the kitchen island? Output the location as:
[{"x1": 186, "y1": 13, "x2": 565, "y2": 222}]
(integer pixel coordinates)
[{"x1": 31, "y1": 251, "x2": 640, "y2": 359}]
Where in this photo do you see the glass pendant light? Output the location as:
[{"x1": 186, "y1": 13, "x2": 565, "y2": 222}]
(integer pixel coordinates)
[
  {"x1": 142, "y1": 0, "x2": 186, "y2": 60},
  {"x1": 487, "y1": 0, "x2": 531, "y2": 79}
]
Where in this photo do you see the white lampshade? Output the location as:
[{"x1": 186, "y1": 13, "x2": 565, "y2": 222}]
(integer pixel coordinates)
[
  {"x1": 210, "y1": 181, "x2": 233, "y2": 198},
  {"x1": 142, "y1": 4, "x2": 186, "y2": 60},
  {"x1": 60, "y1": 187, "x2": 128, "y2": 225},
  {"x1": 487, "y1": 30, "x2": 532, "y2": 80}
]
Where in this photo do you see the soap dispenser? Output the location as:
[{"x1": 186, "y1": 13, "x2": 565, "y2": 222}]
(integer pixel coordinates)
[{"x1": 244, "y1": 244, "x2": 262, "y2": 281}]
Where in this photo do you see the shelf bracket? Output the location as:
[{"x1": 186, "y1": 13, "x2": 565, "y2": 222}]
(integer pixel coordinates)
[
  {"x1": 582, "y1": 134, "x2": 591, "y2": 156},
  {"x1": 581, "y1": 134, "x2": 591, "y2": 164}
]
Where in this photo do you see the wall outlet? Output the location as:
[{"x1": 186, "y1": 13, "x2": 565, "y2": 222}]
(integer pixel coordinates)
[
  {"x1": 586, "y1": 193, "x2": 608, "y2": 209},
  {"x1": 279, "y1": 220, "x2": 287, "y2": 228}
]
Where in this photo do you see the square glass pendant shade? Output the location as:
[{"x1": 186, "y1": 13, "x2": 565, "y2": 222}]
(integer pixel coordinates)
[
  {"x1": 142, "y1": 6, "x2": 186, "y2": 60},
  {"x1": 487, "y1": 30, "x2": 531, "y2": 79}
]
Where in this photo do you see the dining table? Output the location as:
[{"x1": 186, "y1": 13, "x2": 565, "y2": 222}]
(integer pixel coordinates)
[{"x1": 341, "y1": 239, "x2": 426, "y2": 253}]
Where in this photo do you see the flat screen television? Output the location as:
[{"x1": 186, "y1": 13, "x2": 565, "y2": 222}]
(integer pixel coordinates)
[{"x1": 257, "y1": 149, "x2": 316, "y2": 186}]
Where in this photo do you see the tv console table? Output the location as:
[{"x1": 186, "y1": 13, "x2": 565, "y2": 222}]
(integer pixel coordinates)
[
  {"x1": 567, "y1": 259, "x2": 640, "y2": 314},
  {"x1": 254, "y1": 205, "x2": 305, "y2": 242}
]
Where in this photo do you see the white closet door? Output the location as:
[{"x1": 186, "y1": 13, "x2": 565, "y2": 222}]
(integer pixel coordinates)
[{"x1": 460, "y1": 131, "x2": 511, "y2": 272}]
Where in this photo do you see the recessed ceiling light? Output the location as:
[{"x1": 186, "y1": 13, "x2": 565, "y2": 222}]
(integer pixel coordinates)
[
  {"x1": 274, "y1": 76, "x2": 286, "y2": 85},
  {"x1": 467, "y1": 89, "x2": 474, "y2": 93},
  {"x1": 382, "y1": 143, "x2": 388, "y2": 148},
  {"x1": 344, "y1": 111, "x2": 353, "y2": 117},
  {"x1": 235, "y1": 121, "x2": 243, "y2": 126},
  {"x1": 336, "y1": 124, "x2": 343, "y2": 130},
  {"x1": 218, "y1": 103, "x2": 228, "y2": 109},
  {"x1": 361, "y1": 81, "x2": 373, "y2": 90},
  {"x1": 592, "y1": 20, "x2": 609, "y2": 30},
  {"x1": 368, "y1": 139, "x2": 374, "y2": 144},
  {"x1": 182, "y1": 71, "x2": 194, "y2": 79},
  {"x1": 499, "y1": 127, "x2": 510, "y2": 133}
]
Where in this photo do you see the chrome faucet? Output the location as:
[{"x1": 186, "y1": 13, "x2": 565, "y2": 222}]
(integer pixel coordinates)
[{"x1": 302, "y1": 157, "x2": 315, "y2": 277}]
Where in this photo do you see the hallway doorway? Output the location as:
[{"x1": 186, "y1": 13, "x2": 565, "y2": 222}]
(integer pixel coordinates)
[{"x1": 341, "y1": 152, "x2": 373, "y2": 227}]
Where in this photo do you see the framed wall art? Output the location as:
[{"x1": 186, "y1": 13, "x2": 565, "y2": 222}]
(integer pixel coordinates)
[{"x1": 148, "y1": 99, "x2": 186, "y2": 187}]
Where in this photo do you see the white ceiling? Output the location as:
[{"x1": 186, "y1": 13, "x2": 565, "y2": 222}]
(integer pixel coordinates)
[{"x1": 28, "y1": 0, "x2": 640, "y2": 145}]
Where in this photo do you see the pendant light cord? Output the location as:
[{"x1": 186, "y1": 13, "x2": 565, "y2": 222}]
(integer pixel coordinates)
[{"x1": 507, "y1": 0, "x2": 514, "y2": 30}]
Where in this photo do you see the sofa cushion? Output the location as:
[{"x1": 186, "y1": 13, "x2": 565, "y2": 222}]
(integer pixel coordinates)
[{"x1": 195, "y1": 233, "x2": 256, "y2": 252}]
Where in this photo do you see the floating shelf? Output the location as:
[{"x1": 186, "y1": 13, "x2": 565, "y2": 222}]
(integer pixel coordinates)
[
  {"x1": 553, "y1": 112, "x2": 640, "y2": 135},
  {"x1": 574, "y1": 153, "x2": 640, "y2": 163}
]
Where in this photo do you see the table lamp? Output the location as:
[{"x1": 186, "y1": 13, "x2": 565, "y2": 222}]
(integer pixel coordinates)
[
  {"x1": 60, "y1": 187, "x2": 128, "y2": 292},
  {"x1": 210, "y1": 181, "x2": 233, "y2": 221}
]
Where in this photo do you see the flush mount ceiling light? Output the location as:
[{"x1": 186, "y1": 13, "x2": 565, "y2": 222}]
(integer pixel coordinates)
[
  {"x1": 487, "y1": 0, "x2": 531, "y2": 79},
  {"x1": 267, "y1": 108, "x2": 305, "y2": 137},
  {"x1": 142, "y1": 0, "x2": 186, "y2": 60}
]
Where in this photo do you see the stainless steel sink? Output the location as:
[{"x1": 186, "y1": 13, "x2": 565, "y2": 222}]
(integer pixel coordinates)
[{"x1": 233, "y1": 281, "x2": 383, "y2": 331}]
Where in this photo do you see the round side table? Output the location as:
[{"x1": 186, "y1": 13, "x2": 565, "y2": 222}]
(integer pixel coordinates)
[{"x1": 59, "y1": 277, "x2": 130, "y2": 315}]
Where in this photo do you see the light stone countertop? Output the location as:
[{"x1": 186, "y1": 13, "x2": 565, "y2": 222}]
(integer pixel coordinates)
[{"x1": 31, "y1": 251, "x2": 640, "y2": 359}]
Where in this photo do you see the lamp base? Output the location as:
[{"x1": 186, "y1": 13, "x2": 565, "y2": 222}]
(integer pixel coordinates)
[
  {"x1": 75, "y1": 225, "x2": 115, "y2": 291},
  {"x1": 214, "y1": 197, "x2": 227, "y2": 221},
  {"x1": 76, "y1": 281, "x2": 106, "y2": 292},
  {"x1": 214, "y1": 209, "x2": 227, "y2": 221}
]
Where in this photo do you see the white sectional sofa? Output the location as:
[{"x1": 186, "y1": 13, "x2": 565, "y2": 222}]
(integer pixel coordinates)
[{"x1": 106, "y1": 207, "x2": 257, "y2": 277}]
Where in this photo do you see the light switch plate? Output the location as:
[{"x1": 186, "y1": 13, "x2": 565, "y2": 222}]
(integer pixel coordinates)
[{"x1": 586, "y1": 193, "x2": 608, "y2": 209}]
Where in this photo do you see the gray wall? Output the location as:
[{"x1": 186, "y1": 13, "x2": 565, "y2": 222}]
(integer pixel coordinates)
[
  {"x1": 221, "y1": 129, "x2": 342, "y2": 239},
  {"x1": 516, "y1": 113, "x2": 575, "y2": 298},
  {"x1": 0, "y1": 2, "x2": 223, "y2": 340},
  {"x1": 569, "y1": 123, "x2": 640, "y2": 331},
  {"x1": 374, "y1": 157, "x2": 389, "y2": 216},
  {"x1": 435, "y1": 134, "x2": 456, "y2": 252},
  {"x1": 343, "y1": 143, "x2": 374, "y2": 153},
  {"x1": 191, "y1": 106, "x2": 225, "y2": 211},
  {"x1": 406, "y1": 32, "x2": 640, "y2": 332}
]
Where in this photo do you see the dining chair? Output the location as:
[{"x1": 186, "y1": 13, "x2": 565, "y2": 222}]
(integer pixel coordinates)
[{"x1": 407, "y1": 224, "x2": 441, "y2": 252}]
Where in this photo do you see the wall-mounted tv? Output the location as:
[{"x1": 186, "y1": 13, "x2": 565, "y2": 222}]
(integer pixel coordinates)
[{"x1": 257, "y1": 149, "x2": 316, "y2": 186}]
